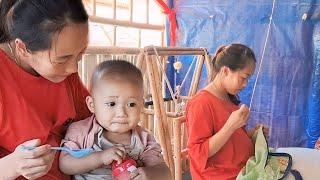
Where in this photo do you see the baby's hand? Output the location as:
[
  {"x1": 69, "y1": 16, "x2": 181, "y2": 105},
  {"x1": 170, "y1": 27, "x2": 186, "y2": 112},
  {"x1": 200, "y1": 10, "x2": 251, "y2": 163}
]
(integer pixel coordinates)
[{"x1": 99, "y1": 146, "x2": 126, "y2": 165}]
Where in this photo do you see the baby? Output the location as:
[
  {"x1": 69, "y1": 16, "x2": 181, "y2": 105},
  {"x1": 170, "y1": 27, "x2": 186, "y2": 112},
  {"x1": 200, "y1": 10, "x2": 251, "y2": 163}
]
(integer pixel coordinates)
[{"x1": 59, "y1": 60, "x2": 171, "y2": 180}]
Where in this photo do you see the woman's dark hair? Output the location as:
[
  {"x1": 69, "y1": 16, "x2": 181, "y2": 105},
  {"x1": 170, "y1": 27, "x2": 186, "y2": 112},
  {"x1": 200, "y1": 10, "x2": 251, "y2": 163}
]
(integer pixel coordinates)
[
  {"x1": 90, "y1": 60, "x2": 143, "y2": 93},
  {"x1": 0, "y1": 0, "x2": 88, "y2": 51},
  {"x1": 212, "y1": 43, "x2": 256, "y2": 105}
]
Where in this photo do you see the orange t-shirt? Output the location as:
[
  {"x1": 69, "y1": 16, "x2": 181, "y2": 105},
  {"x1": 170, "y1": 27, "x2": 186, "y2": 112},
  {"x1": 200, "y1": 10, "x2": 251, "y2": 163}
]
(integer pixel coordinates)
[
  {"x1": 0, "y1": 49, "x2": 91, "y2": 179},
  {"x1": 186, "y1": 90, "x2": 254, "y2": 180}
]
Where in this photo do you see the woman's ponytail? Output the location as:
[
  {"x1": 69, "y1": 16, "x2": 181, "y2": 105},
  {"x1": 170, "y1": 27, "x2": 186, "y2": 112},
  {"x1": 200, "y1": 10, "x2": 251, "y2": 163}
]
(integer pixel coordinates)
[
  {"x1": 210, "y1": 45, "x2": 227, "y2": 82},
  {"x1": 0, "y1": 0, "x2": 18, "y2": 43}
]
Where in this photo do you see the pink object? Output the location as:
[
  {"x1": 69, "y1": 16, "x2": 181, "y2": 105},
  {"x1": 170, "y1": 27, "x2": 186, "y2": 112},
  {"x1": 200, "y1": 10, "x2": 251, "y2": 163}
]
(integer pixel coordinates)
[
  {"x1": 315, "y1": 138, "x2": 320, "y2": 150},
  {"x1": 112, "y1": 158, "x2": 137, "y2": 178}
]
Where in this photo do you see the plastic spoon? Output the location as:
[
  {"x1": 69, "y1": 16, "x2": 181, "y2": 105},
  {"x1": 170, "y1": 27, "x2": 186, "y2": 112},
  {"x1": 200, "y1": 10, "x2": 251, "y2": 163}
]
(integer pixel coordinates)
[{"x1": 21, "y1": 145, "x2": 95, "y2": 158}]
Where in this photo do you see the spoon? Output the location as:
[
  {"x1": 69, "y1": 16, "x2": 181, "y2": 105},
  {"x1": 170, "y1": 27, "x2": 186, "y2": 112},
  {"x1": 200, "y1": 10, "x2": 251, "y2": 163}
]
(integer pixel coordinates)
[{"x1": 21, "y1": 145, "x2": 95, "y2": 158}]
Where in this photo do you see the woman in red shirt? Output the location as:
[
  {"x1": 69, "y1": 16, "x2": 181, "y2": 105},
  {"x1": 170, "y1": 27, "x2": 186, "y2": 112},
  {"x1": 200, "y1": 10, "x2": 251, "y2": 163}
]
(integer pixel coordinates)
[
  {"x1": 186, "y1": 44, "x2": 268, "y2": 180},
  {"x1": 0, "y1": 0, "x2": 91, "y2": 179}
]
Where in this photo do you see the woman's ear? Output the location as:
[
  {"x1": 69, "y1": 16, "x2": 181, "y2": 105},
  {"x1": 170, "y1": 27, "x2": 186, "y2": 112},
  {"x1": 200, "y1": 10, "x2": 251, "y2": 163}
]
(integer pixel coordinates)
[
  {"x1": 15, "y1": 38, "x2": 32, "y2": 59},
  {"x1": 86, "y1": 96, "x2": 95, "y2": 113},
  {"x1": 221, "y1": 66, "x2": 230, "y2": 77}
]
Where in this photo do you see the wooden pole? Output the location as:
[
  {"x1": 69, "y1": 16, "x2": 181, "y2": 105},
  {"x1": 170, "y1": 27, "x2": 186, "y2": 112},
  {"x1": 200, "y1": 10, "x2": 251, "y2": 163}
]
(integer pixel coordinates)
[
  {"x1": 144, "y1": 46, "x2": 206, "y2": 53},
  {"x1": 145, "y1": 50, "x2": 206, "y2": 56},
  {"x1": 204, "y1": 53, "x2": 213, "y2": 82},
  {"x1": 143, "y1": 108, "x2": 181, "y2": 118},
  {"x1": 89, "y1": 16, "x2": 164, "y2": 31},
  {"x1": 86, "y1": 46, "x2": 141, "y2": 55},
  {"x1": 140, "y1": 111, "x2": 148, "y2": 129},
  {"x1": 145, "y1": 54, "x2": 174, "y2": 175},
  {"x1": 173, "y1": 116, "x2": 184, "y2": 180},
  {"x1": 136, "y1": 52, "x2": 145, "y2": 69},
  {"x1": 188, "y1": 55, "x2": 204, "y2": 96}
]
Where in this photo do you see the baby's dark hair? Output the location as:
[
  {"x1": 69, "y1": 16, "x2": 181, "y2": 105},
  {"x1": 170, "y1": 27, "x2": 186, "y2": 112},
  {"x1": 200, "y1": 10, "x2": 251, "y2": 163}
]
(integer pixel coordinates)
[
  {"x1": 90, "y1": 60, "x2": 143, "y2": 93},
  {"x1": 212, "y1": 43, "x2": 256, "y2": 105}
]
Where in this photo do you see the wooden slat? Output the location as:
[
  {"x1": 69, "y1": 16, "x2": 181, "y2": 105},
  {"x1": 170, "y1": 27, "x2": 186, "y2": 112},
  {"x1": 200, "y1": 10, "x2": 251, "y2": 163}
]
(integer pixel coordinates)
[
  {"x1": 173, "y1": 115, "x2": 183, "y2": 180},
  {"x1": 144, "y1": 46, "x2": 206, "y2": 56},
  {"x1": 81, "y1": 54, "x2": 98, "y2": 87},
  {"x1": 145, "y1": 55, "x2": 174, "y2": 175},
  {"x1": 144, "y1": 46, "x2": 205, "y2": 52},
  {"x1": 143, "y1": 108, "x2": 181, "y2": 118},
  {"x1": 188, "y1": 55, "x2": 204, "y2": 96},
  {"x1": 89, "y1": 16, "x2": 164, "y2": 30},
  {"x1": 145, "y1": 50, "x2": 206, "y2": 56},
  {"x1": 86, "y1": 46, "x2": 141, "y2": 55},
  {"x1": 204, "y1": 53, "x2": 214, "y2": 82}
]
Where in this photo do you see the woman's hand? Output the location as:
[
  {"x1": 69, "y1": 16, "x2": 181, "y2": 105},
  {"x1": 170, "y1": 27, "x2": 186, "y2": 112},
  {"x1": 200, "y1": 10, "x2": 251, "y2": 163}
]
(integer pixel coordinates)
[
  {"x1": 99, "y1": 146, "x2": 126, "y2": 166},
  {"x1": 225, "y1": 104, "x2": 250, "y2": 132},
  {"x1": 130, "y1": 163, "x2": 171, "y2": 180},
  {"x1": 114, "y1": 168, "x2": 142, "y2": 180},
  {"x1": 130, "y1": 167, "x2": 145, "y2": 180},
  {"x1": 248, "y1": 124, "x2": 270, "y2": 138},
  {"x1": 11, "y1": 139, "x2": 55, "y2": 179}
]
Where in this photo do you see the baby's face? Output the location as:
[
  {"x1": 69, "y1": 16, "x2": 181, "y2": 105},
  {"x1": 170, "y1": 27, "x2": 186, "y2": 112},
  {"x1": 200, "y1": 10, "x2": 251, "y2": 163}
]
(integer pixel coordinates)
[{"x1": 92, "y1": 79, "x2": 143, "y2": 134}]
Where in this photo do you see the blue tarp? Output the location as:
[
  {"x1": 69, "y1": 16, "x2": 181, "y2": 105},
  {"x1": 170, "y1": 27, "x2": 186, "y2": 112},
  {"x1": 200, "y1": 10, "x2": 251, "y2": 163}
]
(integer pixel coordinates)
[{"x1": 169, "y1": 0, "x2": 320, "y2": 148}]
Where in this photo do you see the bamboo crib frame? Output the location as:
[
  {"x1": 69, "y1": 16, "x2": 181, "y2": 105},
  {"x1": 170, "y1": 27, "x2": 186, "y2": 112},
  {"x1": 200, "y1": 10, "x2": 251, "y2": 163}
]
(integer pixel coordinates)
[{"x1": 84, "y1": 46, "x2": 213, "y2": 179}]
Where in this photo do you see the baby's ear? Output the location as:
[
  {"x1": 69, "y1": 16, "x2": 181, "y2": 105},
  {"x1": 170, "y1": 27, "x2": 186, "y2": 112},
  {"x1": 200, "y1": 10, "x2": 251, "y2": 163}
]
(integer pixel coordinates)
[{"x1": 86, "y1": 96, "x2": 95, "y2": 113}]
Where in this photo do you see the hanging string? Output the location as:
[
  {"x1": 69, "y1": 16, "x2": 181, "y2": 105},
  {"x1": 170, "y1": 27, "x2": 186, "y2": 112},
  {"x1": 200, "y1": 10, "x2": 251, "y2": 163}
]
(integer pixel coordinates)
[
  {"x1": 152, "y1": 46, "x2": 178, "y2": 104},
  {"x1": 249, "y1": 0, "x2": 276, "y2": 110},
  {"x1": 180, "y1": 55, "x2": 197, "y2": 90}
]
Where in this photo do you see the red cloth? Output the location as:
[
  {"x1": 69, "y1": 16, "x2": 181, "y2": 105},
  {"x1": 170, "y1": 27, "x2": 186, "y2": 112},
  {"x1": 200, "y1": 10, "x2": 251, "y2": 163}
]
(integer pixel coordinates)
[
  {"x1": 186, "y1": 90, "x2": 254, "y2": 180},
  {"x1": 154, "y1": 0, "x2": 177, "y2": 46},
  {"x1": 0, "y1": 49, "x2": 91, "y2": 179}
]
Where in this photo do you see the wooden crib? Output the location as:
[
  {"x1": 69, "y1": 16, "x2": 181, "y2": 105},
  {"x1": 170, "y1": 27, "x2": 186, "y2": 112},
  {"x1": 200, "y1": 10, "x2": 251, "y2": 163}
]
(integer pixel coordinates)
[{"x1": 81, "y1": 46, "x2": 213, "y2": 179}]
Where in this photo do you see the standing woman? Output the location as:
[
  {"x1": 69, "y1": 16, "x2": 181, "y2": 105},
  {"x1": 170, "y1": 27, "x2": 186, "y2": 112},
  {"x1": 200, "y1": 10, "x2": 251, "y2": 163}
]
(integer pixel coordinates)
[
  {"x1": 186, "y1": 44, "x2": 268, "y2": 179},
  {"x1": 0, "y1": 0, "x2": 91, "y2": 179}
]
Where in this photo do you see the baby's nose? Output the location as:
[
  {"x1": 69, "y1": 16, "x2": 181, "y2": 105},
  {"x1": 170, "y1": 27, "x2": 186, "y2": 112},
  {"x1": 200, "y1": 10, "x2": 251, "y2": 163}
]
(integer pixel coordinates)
[{"x1": 116, "y1": 106, "x2": 127, "y2": 116}]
